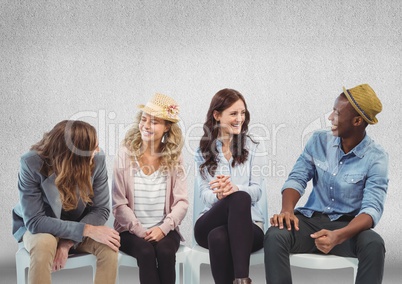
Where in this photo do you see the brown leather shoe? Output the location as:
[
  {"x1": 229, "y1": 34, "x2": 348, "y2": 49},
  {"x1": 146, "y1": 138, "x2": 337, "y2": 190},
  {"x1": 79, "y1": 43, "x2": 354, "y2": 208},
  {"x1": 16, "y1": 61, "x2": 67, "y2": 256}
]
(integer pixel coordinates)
[{"x1": 233, "y1": 278, "x2": 252, "y2": 284}]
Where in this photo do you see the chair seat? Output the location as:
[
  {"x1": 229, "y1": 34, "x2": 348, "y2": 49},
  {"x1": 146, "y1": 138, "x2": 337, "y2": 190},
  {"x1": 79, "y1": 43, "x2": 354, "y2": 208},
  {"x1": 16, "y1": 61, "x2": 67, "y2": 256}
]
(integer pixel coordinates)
[
  {"x1": 290, "y1": 253, "x2": 358, "y2": 269},
  {"x1": 190, "y1": 244, "x2": 265, "y2": 264},
  {"x1": 290, "y1": 253, "x2": 358, "y2": 281},
  {"x1": 117, "y1": 244, "x2": 191, "y2": 284},
  {"x1": 16, "y1": 242, "x2": 97, "y2": 284},
  {"x1": 249, "y1": 248, "x2": 264, "y2": 265}
]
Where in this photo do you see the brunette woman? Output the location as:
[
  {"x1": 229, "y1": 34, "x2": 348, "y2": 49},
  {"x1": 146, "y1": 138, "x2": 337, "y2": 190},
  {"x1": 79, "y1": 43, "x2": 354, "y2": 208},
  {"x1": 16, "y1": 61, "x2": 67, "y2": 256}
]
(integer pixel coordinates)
[
  {"x1": 194, "y1": 89, "x2": 265, "y2": 284},
  {"x1": 12, "y1": 120, "x2": 120, "y2": 284}
]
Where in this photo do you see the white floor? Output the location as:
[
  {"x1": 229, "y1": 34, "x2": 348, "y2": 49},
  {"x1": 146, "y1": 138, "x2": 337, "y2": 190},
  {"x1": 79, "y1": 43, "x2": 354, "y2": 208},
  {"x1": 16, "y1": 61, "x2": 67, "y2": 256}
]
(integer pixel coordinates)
[{"x1": 1, "y1": 263, "x2": 400, "y2": 283}]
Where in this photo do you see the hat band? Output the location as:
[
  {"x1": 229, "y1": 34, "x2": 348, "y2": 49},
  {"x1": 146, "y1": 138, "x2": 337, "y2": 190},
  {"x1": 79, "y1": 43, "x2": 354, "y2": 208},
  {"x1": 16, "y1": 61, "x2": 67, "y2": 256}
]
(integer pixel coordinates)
[
  {"x1": 346, "y1": 89, "x2": 372, "y2": 123},
  {"x1": 144, "y1": 101, "x2": 164, "y2": 113}
]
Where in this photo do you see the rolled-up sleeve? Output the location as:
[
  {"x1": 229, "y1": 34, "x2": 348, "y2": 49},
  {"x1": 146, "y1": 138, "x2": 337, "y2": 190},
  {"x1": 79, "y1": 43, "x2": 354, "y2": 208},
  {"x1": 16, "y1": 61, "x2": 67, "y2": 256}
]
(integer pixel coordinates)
[
  {"x1": 159, "y1": 162, "x2": 189, "y2": 236},
  {"x1": 194, "y1": 149, "x2": 218, "y2": 207},
  {"x1": 281, "y1": 135, "x2": 316, "y2": 196},
  {"x1": 358, "y1": 151, "x2": 389, "y2": 227}
]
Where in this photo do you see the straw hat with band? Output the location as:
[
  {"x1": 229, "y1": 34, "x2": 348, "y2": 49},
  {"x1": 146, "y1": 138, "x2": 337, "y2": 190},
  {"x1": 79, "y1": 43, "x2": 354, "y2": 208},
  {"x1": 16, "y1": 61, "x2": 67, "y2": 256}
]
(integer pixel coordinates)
[
  {"x1": 138, "y1": 93, "x2": 180, "y2": 123},
  {"x1": 342, "y1": 84, "x2": 382, "y2": 125}
]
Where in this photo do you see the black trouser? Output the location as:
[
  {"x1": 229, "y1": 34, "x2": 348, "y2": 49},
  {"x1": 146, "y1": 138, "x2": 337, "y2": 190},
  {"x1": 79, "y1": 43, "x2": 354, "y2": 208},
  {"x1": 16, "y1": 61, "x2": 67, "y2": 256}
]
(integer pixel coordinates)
[
  {"x1": 194, "y1": 191, "x2": 264, "y2": 284},
  {"x1": 120, "y1": 230, "x2": 181, "y2": 284},
  {"x1": 264, "y1": 212, "x2": 385, "y2": 284}
]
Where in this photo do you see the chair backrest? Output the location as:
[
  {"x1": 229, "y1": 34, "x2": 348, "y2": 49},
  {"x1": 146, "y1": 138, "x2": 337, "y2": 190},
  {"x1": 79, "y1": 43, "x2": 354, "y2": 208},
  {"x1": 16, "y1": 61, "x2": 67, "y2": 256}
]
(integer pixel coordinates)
[
  {"x1": 192, "y1": 176, "x2": 269, "y2": 245},
  {"x1": 259, "y1": 178, "x2": 269, "y2": 230},
  {"x1": 106, "y1": 180, "x2": 115, "y2": 228}
]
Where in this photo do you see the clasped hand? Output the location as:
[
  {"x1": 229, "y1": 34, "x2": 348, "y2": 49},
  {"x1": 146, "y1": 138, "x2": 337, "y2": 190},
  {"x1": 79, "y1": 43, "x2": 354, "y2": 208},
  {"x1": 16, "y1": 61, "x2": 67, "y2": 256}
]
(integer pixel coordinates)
[
  {"x1": 209, "y1": 175, "x2": 238, "y2": 199},
  {"x1": 144, "y1": 227, "x2": 165, "y2": 242}
]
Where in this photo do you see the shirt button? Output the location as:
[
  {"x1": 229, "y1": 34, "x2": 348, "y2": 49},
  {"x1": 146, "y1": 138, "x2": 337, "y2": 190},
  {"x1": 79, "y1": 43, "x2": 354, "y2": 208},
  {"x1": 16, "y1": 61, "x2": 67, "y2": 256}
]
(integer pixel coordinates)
[
  {"x1": 327, "y1": 207, "x2": 330, "y2": 209},
  {"x1": 340, "y1": 161, "x2": 343, "y2": 164},
  {"x1": 333, "y1": 173, "x2": 336, "y2": 176},
  {"x1": 351, "y1": 179, "x2": 354, "y2": 182},
  {"x1": 330, "y1": 187, "x2": 333, "y2": 189},
  {"x1": 332, "y1": 199, "x2": 334, "y2": 201}
]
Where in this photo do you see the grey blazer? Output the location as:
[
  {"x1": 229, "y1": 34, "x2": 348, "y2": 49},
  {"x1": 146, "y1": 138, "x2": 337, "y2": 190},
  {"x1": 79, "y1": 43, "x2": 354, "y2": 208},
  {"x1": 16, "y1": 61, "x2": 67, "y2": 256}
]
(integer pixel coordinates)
[{"x1": 12, "y1": 150, "x2": 110, "y2": 243}]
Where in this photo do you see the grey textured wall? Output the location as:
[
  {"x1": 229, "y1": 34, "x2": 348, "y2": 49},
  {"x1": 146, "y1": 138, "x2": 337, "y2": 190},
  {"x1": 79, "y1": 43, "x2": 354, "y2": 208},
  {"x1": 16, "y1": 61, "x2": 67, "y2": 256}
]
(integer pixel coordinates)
[{"x1": 1, "y1": 0, "x2": 401, "y2": 274}]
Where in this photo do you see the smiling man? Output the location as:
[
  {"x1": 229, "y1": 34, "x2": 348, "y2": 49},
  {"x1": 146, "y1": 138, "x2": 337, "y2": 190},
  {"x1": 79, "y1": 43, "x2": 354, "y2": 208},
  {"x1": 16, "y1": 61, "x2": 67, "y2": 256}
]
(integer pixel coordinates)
[{"x1": 264, "y1": 84, "x2": 389, "y2": 284}]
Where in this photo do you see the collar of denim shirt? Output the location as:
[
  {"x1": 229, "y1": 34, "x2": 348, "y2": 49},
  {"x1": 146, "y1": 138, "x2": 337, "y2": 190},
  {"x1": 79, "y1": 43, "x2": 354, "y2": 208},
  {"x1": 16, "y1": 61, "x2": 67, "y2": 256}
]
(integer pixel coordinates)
[{"x1": 331, "y1": 133, "x2": 371, "y2": 159}]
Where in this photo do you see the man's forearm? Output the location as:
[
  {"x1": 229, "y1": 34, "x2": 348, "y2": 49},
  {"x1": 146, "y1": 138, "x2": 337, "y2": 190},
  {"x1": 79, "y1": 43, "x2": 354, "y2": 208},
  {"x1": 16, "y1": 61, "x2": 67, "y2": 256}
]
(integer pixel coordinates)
[
  {"x1": 281, "y1": 188, "x2": 301, "y2": 213},
  {"x1": 335, "y1": 213, "x2": 373, "y2": 244}
]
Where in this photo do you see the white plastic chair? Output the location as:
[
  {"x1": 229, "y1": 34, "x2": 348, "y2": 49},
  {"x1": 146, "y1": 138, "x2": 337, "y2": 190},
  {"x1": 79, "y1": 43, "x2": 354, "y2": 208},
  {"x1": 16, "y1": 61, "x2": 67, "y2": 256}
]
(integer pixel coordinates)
[
  {"x1": 290, "y1": 253, "x2": 358, "y2": 282},
  {"x1": 188, "y1": 178, "x2": 269, "y2": 284},
  {"x1": 15, "y1": 242, "x2": 97, "y2": 284}
]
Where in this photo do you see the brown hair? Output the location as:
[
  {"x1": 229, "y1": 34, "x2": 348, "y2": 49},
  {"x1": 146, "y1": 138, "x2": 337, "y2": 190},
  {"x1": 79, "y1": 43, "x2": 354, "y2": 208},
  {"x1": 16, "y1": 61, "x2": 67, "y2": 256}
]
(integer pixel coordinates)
[
  {"x1": 199, "y1": 88, "x2": 255, "y2": 178},
  {"x1": 31, "y1": 120, "x2": 98, "y2": 211}
]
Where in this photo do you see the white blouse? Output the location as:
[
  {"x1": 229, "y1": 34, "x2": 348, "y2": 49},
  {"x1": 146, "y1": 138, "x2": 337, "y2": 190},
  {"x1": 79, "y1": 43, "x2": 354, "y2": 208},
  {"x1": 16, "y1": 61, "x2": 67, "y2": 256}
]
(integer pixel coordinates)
[{"x1": 133, "y1": 169, "x2": 167, "y2": 229}]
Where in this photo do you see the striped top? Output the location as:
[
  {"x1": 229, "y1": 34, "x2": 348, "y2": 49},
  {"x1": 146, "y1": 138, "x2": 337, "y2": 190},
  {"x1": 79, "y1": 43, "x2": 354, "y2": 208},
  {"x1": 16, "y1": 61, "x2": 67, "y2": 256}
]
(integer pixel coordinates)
[{"x1": 133, "y1": 169, "x2": 167, "y2": 229}]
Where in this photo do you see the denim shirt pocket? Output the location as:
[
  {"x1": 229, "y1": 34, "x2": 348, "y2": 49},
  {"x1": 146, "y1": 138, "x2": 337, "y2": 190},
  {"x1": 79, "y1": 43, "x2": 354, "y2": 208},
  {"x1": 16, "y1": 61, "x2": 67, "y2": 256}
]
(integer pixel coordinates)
[
  {"x1": 342, "y1": 173, "x2": 365, "y2": 199},
  {"x1": 314, "y1": 158, "x2": 329, "y2": 172},
  {"x1": 343, "y1": 173, "x2": 365, "y2": 183}
]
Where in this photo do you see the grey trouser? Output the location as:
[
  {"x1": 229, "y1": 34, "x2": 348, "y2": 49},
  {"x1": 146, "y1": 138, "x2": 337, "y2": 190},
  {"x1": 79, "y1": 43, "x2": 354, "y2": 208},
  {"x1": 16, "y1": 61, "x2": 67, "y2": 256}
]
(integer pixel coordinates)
[{"x1": 264, "y1": 212, "x2": 385, "y2": 284}]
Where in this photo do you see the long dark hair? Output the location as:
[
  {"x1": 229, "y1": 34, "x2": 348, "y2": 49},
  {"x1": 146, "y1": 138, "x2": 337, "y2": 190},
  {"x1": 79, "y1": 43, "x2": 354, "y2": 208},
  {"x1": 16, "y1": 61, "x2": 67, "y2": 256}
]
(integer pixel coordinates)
[
  {"x1": 31, "y1": 120, "x2": 98, "y2": 211},
  {"x1": 199, "y1": 88, "x2": 254, "y2": 178}
]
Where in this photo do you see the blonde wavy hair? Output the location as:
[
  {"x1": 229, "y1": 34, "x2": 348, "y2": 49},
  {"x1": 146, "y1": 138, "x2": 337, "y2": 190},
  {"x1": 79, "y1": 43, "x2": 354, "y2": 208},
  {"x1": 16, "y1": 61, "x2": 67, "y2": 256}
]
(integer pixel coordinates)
[
  {"x1": 31, "y1": 120, "x2": 98, "y2": 211},
  {"x1": 124, "y1": 112, "x2": 184, "y2": 171}
]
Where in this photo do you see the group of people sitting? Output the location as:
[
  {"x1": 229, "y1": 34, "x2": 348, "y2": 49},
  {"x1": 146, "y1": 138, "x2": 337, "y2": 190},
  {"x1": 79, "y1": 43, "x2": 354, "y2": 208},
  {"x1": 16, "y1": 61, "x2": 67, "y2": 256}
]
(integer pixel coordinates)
[{"x1": 12, "y1": 84, "x2": 388, "y2": 284}]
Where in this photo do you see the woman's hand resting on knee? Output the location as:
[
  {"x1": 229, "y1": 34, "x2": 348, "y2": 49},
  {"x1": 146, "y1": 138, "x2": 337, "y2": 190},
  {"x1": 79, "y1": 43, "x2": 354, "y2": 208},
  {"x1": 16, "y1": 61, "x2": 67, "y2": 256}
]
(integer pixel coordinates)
[
  {"x1": 52, "y1": 239, "x2": 74, "y2": 271},
  {"x1": 83, "y1": 225, "x2": 121, "y2": 252}
]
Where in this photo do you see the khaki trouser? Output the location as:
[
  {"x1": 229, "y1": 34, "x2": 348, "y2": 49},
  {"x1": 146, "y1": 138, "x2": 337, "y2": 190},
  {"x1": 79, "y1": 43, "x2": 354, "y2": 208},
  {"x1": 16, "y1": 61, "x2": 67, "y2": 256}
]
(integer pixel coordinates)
[{"x1": 23, "y1": 231, "x2": 118, "y2": 284}]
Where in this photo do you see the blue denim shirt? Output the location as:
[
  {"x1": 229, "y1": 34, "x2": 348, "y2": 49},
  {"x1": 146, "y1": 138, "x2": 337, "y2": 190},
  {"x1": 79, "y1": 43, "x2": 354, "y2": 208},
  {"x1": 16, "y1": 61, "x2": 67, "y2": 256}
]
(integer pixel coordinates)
[
  {"x1": 195, "y1": 136, "x2": 264, "y2": 223},
  {"x1": 282, "y1": 130, "x2": 388, "y2": 227}
]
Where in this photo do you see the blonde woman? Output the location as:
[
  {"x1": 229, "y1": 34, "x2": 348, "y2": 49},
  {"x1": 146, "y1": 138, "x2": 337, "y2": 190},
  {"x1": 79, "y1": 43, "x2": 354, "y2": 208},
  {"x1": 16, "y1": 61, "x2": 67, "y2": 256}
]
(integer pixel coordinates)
[
  {"x1": 12, "y1": 120, "x2": 120, "y2": 284},
  {"x1": 112, "y1": 93, "x2": 188, "y2": 284}
]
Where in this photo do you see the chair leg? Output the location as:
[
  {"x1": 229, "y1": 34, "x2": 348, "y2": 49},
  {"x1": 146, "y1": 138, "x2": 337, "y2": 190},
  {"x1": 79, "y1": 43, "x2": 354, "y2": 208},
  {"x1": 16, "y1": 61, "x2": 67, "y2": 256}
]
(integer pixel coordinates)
[
  {"x1": 353, "y1": 266, "x2": 357, "y2": 283},
  {"x1": 190, "y1": 261, "x2": 201, "y2": 284},
  {"x1": 16, "y1": 250, "x2": 28, "y2": 284},
  {"x1": 175, "y1": 263, "x2": 180, "y2": 284},
  {"x1": 16, "y1": 264, "x2": 26, "y2": 284},
  {"x1": 92, "y1": 262, "x2": 97, "y2": 283},
  {"x1": 115, "y1": 266, "x2": 120, "y2": 284},
  {"x1": 183, "y1": 261, "x2": 192, "y2": 284}
]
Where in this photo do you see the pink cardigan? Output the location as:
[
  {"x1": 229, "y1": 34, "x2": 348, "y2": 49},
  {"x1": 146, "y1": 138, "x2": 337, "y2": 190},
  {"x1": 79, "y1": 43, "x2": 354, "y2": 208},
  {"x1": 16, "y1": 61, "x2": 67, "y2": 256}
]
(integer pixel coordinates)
[{"x1": 112, "y1": 145, "x2": 189, "y2": 240}]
